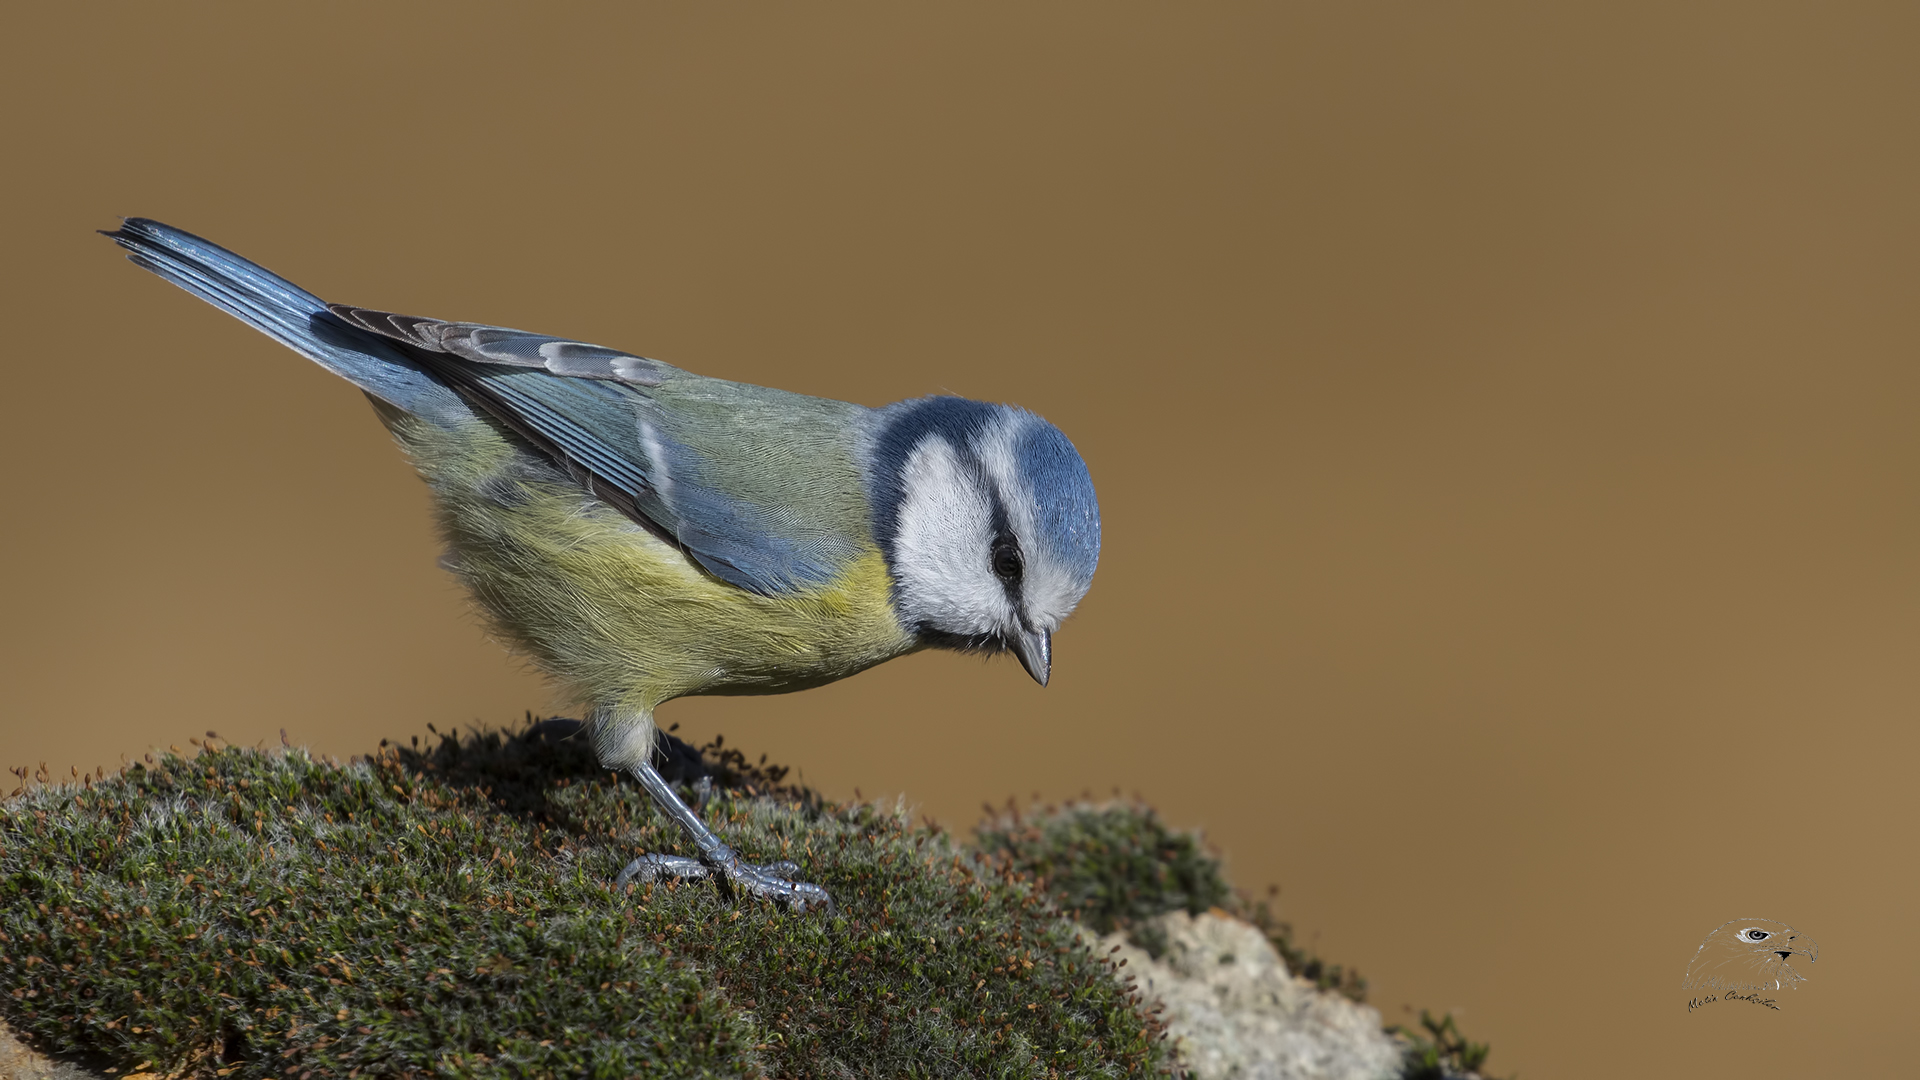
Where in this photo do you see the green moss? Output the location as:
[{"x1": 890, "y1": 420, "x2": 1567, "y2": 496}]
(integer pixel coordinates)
[
  {"x1": 1235, "y1": 890, "x2": 1370, "y2": 1005},
  {"x1": 979, "y1": 802, "x2": 1507, "y2": 1078},
  {"x1": 1, "y1": 724, "x2": 1170, "y2": 1079},
  {"x1": 973, "y1": 801, "x2": 1231, "y2": 941},
  {"x1": 1389, "y1": 1010, "x2": 1494, "y2": 1080},
  {"x1": 975, "y1": 802, "x2": 1368, "y2": 1003}
]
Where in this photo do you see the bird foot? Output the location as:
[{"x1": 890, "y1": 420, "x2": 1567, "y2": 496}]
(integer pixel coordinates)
[{"x1": 616, "y1": 846, "x2": 832, "y2": 913}]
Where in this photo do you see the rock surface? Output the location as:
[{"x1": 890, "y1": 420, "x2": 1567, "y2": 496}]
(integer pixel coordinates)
[
  {"x1": 0, "y1": 1023, "x2": 102, "y2": 1080},
  {"x1": 1102, "y1": 911, "x2": 1406, "y2": 1080}
]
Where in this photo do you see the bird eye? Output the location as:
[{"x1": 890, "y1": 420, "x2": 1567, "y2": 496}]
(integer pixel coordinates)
[
  {"x1": 1745, "y1": 930, "x2": 1770, "y2": 941},
  {"x1": 990, "y1": 537, "x2": 1023, "y2": 584}
]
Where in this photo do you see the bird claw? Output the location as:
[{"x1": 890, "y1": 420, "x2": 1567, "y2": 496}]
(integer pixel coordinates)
[{"x1": 616, "y1": 848, "x2": 832, "y2": 913}]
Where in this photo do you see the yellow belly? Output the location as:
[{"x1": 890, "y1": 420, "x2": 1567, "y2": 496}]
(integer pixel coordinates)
[{"x1": 388, "y1": 411, "x2": 919, "y2": 718}]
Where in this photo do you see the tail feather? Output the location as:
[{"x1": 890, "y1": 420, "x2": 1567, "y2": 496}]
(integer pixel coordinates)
[{"x1": 103, "y1": 219, "x2": 468, "y2": 421}]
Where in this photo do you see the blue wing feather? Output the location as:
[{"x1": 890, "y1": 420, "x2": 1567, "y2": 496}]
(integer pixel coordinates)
[
  {"x1": 104, "y1": 219, "x2": 467, "y2": 421},
  {"x1": 422, "y1": 357, "x2": 871, "y2": 594},
  {"x1": 105, "y1": 220, "x2": 871, "y2": 597}
]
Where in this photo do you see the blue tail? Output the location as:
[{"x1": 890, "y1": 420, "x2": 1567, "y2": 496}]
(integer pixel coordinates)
[{"x1": 102, "y1": 219, "x2": 469, "y2": 422}]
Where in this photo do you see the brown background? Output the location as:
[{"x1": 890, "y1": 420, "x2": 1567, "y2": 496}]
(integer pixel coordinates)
[{"x1": 4, "y1": 3, "x2": 1915, "y2": 1075}]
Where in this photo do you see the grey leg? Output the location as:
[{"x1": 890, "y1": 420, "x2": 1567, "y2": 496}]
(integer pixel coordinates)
[{"x1": 614, "y1": 758, "x2": 831, "y2": 912}]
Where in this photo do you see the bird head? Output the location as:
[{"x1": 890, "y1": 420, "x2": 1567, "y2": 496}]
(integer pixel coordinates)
[
  {"x1": 1680, "y1": 918, "x2": 1819, "y2": 993},
  {"x1": 867, "y1": 397, "x2": 1101, "y2": 686}
]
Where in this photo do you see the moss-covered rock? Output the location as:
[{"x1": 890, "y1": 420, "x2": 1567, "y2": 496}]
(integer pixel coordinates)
[
  {"x1": 1095, "y1": 911, "x2": 1404, "y2": 1080},
  {"x1": 975, "y1": 802, "x2": 1367, "y2": 1006},
  {"x1": 977, "y1": 803, "x2": 1495, "y2": 1079},
  {"x1": 0, "y1": 724, "x2": 1169, "y2": 1079},
  {"x1": 974, "y1": 800, "x2": 1232, "y2": 939}
]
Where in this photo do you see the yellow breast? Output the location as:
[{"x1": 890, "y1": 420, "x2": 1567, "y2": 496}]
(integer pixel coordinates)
[{"x1": 386, "y1": 411, "x2": 919, "y2": 717}]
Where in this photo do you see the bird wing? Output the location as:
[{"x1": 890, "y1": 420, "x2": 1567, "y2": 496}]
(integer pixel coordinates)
[{"x1": 330, "y1": 305, "x2": 876, "y2": 597}]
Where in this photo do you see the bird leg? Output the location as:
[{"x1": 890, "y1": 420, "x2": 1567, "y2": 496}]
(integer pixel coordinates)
[{"x1": 614, "y1": 758, "x2": 832, "y2": 912}]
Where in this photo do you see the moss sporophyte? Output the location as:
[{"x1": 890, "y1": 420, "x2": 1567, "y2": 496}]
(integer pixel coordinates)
[{"x1": 0, "y1": 723, "x2": 1169, "y2": 1078}]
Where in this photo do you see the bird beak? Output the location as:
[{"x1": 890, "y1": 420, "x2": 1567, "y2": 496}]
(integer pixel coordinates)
[{"x1": 1010, "y1": 629, "x2": 1051, "y2": 687}]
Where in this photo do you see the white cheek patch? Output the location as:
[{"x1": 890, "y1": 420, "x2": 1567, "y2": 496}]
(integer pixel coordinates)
[
  {"x1": 1016, "y1": 550, "x2": 1087, "y2": 631},
  {"x1": 892, "y1": 436, "x2": 1015, "y2": 635},
  {"x1": 971, "y1": 416, "x2": 1089, "y2": 632}
]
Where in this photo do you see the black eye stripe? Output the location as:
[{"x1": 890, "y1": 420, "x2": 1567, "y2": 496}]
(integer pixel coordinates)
[{"x1": 980, "y1": 467, "x2": 1026, "y2": 595}]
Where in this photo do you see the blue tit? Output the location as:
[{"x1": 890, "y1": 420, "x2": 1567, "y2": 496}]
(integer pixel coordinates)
[{"x1": 103, "y1": 219, "x2": 1101, "y2": 911}]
